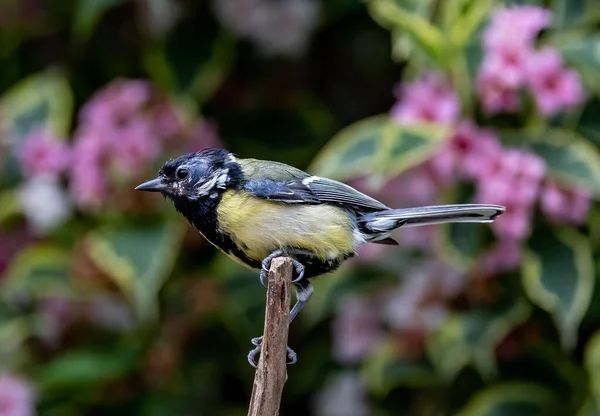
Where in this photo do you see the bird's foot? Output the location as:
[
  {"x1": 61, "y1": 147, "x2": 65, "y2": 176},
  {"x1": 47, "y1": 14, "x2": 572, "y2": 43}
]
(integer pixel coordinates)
[
  {"x1": 247, "y1": 336, "x2": 298, "y2": 368},
  {"x1": 259, "y1": 249, "x2": 307, "y2": 287}
]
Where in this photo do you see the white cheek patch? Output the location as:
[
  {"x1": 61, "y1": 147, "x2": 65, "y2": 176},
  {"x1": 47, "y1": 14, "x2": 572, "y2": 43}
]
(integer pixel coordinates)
[{"x1": 193, "y1": 168, "x2": 229, "y2": 198}]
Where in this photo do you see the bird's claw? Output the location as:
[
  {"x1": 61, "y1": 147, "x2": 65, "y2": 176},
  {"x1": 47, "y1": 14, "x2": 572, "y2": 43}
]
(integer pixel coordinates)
[
  {"x1": 260, "y1": 249, "x2": 305, "y2": 287},
  {"x1": 290, "y1": 258, "x2": 305, "y2": 283},
  {"x1": 247, "y1": 336, "x2": 297, "y2": 368}
]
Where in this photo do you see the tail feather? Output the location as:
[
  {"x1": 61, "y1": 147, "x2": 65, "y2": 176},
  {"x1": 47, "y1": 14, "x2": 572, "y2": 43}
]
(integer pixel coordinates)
[
  {"x1": 379, "y1": 204, "x2": 505, "y2": 227},
  {"x1": 359, "y1": 204, "x2": 505, "y2": 241}
]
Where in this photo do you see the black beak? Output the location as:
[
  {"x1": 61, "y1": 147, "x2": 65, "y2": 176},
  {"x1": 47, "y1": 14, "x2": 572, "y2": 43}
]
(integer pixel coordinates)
[{"x1": 135, "y1": 178, "x2": 169, "y2": 192}]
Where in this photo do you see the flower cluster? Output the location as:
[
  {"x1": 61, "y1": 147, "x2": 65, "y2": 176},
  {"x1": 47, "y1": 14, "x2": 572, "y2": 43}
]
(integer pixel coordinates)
[
  {"x1": 70, "y1": 80, "x2": 177, "y2": 209},
  {"x1": 0, "y1": 373, "x2": 35, "y2": 416},
  {"x1": 477, "y1": 6, "x2": 584, "y2": 115},
  {"x1": 12, "y1": 79, "x2": 222, "y2": 226},
  {"x1": 16, "y1": 129, "x2": 72, "y2": 234},
  {"x1": 391, "y1": 72, "x2": 459, "y2": 125},
  {"x1": 17, "y1": 128, "x2": 70, "y2": 178},
  {"x1": 389, "y1": 67, "x2": 591, "y2": 273}
]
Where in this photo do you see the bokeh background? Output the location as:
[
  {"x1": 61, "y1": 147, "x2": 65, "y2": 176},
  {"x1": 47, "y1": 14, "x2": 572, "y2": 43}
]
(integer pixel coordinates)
[{"x1": 1, "y1": 0, "x2": 600, "y2": 414}]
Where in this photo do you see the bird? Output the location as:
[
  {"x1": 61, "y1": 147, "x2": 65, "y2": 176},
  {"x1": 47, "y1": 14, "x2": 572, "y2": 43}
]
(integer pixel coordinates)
[{"x1": 135, "y1": 148, "x2": 505, "y2": 366}]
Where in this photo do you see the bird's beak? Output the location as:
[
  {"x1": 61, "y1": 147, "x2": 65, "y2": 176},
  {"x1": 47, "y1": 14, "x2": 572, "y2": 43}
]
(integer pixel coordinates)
[{"x1": 135, "y1": 178, "x2": 169, "y2": 192}]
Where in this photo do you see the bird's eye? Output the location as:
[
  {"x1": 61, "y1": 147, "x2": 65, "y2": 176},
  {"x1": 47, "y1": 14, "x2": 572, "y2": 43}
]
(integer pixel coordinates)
[{"x1": 176, "y1": 168, "x2": 189, "y2": 179}]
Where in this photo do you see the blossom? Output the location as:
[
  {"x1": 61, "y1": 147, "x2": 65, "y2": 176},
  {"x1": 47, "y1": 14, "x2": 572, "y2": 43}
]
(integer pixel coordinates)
[
  {"x1": 332, "y1": 296, "x2": 383, "y2": 363},
  {"x1": 476, "y1": 62, "x2": 522, "y2": 114},
  {"x1": 0, "y1": 373, "x2": 35, "y2": 416},
  {"x1": 391, "y1": 72, "x2": 459, "y2": 125},
  {"x1": 427, "y1": 122, "x2": 502, "y2": 185},
  {"x1": 540, "y1": 180, "x2": 591, "y2": 224},
  {"x1": 17, "y1": 128, "x2": 70, "y2": 177},
  {"x1": 475, "y1": 149, "x2": 546, "y2": 241},
  {"x1": 69, "y1": 79, "x2": 196, "y2": 210},
  {"x1": 477, "y1": 6, "x2": 553, "y2": 115},
  {"x1": 213, "y1": 0, "x2": 320, "y2": 57},
  {"x1": 18, "y1": 175, "x2": 72, "y2": 234},
  {"x1": 483, "y1": 6, "x2": 552, "y2": 52},
  {"x1": 526, "y1": 48, "x2": 584, "y2": 116}
]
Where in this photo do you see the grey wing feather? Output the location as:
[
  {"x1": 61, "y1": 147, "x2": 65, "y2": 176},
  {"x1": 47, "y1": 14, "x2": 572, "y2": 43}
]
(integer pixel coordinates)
[
  {"x1": 305, "y1": 177, "x2": 389, "y2": 210},
  {"x1": 239, "y1": 158, "x2": 388, "y2": 210}
]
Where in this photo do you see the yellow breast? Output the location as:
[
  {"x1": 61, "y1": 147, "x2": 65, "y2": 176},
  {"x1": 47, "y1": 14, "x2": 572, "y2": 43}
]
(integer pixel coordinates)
[{"x1": 216, "y1": 190, "x2": 358, "y2": 262}]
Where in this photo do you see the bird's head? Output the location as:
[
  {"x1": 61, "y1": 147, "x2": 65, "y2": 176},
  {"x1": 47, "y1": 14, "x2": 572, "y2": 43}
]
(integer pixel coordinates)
[{"x1": 135, "y1": 148, "x2": 239, "y2": 201}]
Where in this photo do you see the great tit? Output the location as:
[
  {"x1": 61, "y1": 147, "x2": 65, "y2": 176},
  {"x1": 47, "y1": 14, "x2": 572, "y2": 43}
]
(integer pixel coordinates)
[{"x1": 136, "y1": 148, "x2": 505, "y2": 366}]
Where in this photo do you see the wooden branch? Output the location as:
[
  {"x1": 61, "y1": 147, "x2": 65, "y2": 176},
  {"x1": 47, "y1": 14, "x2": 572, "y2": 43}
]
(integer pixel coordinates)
[{"x1": 248, "y1": 257, "x2": 293, "y2": 416}]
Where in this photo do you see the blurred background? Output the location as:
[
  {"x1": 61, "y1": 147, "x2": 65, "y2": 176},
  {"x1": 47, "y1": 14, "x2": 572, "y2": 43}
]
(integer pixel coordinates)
[{"x1": 1, "y1": 0, "x2": 600, "y2": 414}]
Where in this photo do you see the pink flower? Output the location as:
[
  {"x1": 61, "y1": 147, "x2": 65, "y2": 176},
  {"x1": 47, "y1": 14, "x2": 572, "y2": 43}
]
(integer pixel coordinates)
[
  {"x1": 332, "y1": 296, "x2": 383, "y2": 363},
  {"x1": 426, "y1": 121, "x2": 502, "y2": 185},
  {"x1": 391, "y1": 72, "x2": 459, "y2": 125},
  {"x1": 476, "y1": 62, "x2": 522, "y2": 114},
  {"x1": 475, "y1": 149, "x2": 546, "y2": 241},
  {"x1": 527, "y1": 48, "x2": 584, "y2": 115},
  {"x1": 0, "y1": 373, "x2": 35, "y2": 416},
  {"x1": 540, "y1": 180, "x2": 591, "y2": 224},
  {"x1": 483, "y1": 6, "x2": 552, "y2": 52},
  {"x1": 79, "y1": 80, "x2": 152, "y2": 126},
  {"x1": 109, "y1": 119, "x2": 159, "y2": 174},
  {"x1": 17, "y1": 128, "x2": 70, "y2": 177},
  {"x1": 477, "y1": 6, "x2": 553, "y2": 115},
  {"x1": 491, "y1": 204, "x2": 531, "y2": 241}
]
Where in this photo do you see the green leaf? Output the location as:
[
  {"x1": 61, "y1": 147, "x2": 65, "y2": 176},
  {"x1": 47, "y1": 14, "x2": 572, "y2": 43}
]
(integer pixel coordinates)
[
  {"x1": 551, "y1": 34, "x2": 600, "y2": 98},
  {"x1": 362, "y1": 338, "x2": 436, "y2": 395},
  {"x1": 85, "y1": 221, "x2": 184, "y2": 321},
  {"x1": 0, "y1": 68, "x2": 73, "y2": 139},
  {"x1": 36, "y1": 349, "x2": 137, "y2": 392},
  {"x1": 456, "y1": 383, "x2": 555, "y2": 416},
  {"x1": 0, "y1": 316, "x2": 34, "y2": 370},
  {"x1": 528, "y1": 129, "x2": 600, "y2": 196},
  {"x1": 427, "y1": 299, "x2": 531, "y2": 380},
  {"x1": 368, "y1": 0, "x2": 450, "y2": 67},
  {"x1": 72, "y1": 0, "x2": 125, "y2": 44},
  {"x1": 308, "y1": 115, "x2": 448, "y2": 181},
  {"x1": 523, "y1": 227, "x2": 594, "y2": 349},
  {"x1": 552, "y1": 0, "x2": 600, "y2": 28},
  {"x1": 584, "y1": 330, "x2": 600, "y2": 412},
  {"x1": 437, "y1": 222, "x2": 485, "y2": 271},
  {"x1": 577, "y1": 398, "x2": 600, "y2": 416},
  {"x1": 0, "y1": 190, "x2": 21, "y2": 224},
  {"x1": 442, "y1": 0, "x2": 493, "y2": 48},
  {"x1": 1, "y1": 245, "x2": 72, "y2": 300},
  {"x1": 187, "y1": 32, "x2": 236, "y2": 105}
]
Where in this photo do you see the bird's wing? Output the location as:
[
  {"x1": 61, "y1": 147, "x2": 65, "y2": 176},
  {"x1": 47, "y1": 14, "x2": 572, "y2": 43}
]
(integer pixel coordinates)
[
  {"x1": 244, "y1": 175, "x2": 389, "y2": 211},
  {"x1": 302, "y1": 177, "x2": 389, "y2": 210},
  {"x1": 238, "y1": 158, "x2": 388, "y2": 210},
  {"x1": 238, "y1": 158, "x2": 311, "y2": 181}
]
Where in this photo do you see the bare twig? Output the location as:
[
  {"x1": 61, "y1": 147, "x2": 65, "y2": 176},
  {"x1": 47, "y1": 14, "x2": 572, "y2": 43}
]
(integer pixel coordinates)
[{"x1": 248, "y1": 257, "x2": 293, "y2": 416}]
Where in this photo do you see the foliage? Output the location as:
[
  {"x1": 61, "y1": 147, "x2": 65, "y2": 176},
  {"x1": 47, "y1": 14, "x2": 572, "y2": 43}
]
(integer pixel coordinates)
[{"x1": 1, "y1": 0, "x2": 600, "y2": 414}]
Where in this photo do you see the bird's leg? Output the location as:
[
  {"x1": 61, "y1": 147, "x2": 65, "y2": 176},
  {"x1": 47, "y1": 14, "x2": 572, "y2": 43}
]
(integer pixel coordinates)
[
  {"x1": 249, "y1": 250, "x2": 315, "y2": 367},
  {"x1": 289, "y1": 278, "x2": 314, "y2": 324},
  {"x1": 247, "y1": 280, "x2": 313, "y2": 367}
]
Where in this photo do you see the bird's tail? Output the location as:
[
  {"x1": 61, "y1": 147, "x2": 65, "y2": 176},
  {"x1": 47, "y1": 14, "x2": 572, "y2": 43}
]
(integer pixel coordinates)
[{"x1": 358, "y1": 204, "x2": 505, "y2": 243}]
